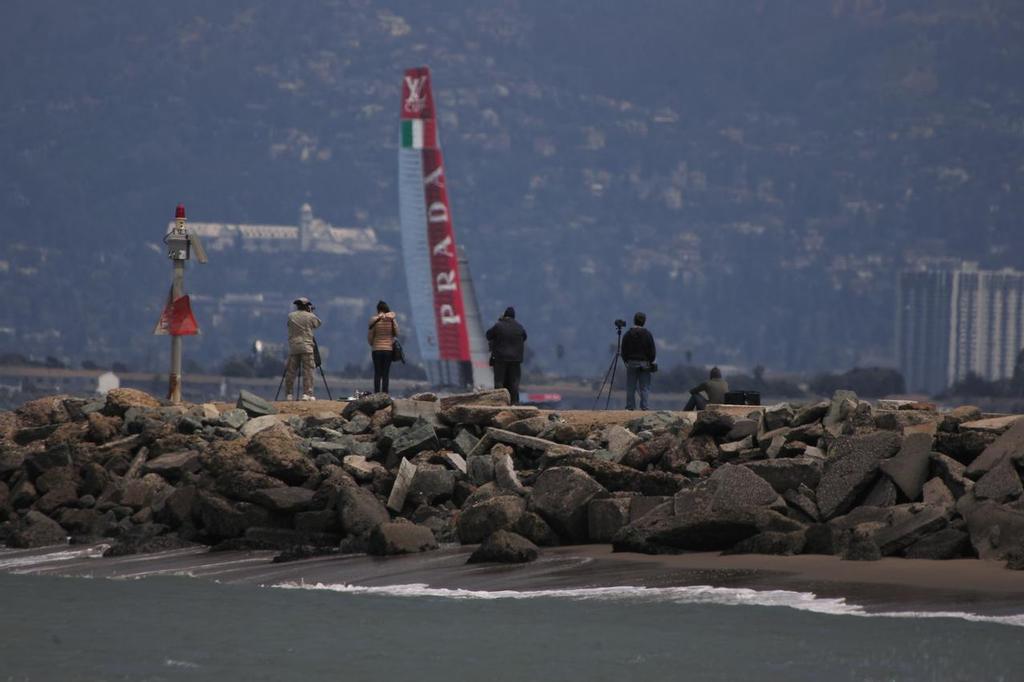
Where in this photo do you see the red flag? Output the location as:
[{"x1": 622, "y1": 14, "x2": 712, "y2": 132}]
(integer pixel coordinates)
[{"x1": 154, "y1": 291, "x2": 199, "y2": 336}]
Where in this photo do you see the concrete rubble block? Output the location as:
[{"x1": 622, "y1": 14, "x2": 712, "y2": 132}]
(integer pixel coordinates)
[
  {"x1": 439, "y1": 450, "x2": 467, "y2": 475},
  {"x1": 341, "y1": 413, "x2": 372, "y2": 435},
  {"x1": 903, "y1": 528, "x2": 973, "y2": 560},
  {"x1": 240, "y1": 414, "x2": 286, "y2": 438},
  {"x1": 725, "y1": 530, "x2": 806, "y2": 556},
  {"x1": 391, "y1": 399, "x2": 442, "y2": 428},
  {"x1": 8, "y1": 510, "x2": 68, "y2": 548},
  {"x1": 467, "y1": 530, "x2": 539, "y2": 564},
  {"x1": 823, "y1": 390, "x2": 859, "y2": 436},
  {"x1": 25, "y1": 444, "x2": 74, "y2": 479},
  {"x1": 487, "y1": 427, "x2": 592, "y2": 457},
  {"x1": 452, "y1": 429, "x2": 480, "y2": 457},
  {"x1": 719, "y1": 436, "x2": 754, "y2": 457},
  {"x1": 921, "y1": 477, "x2": 955, "y2": 512},
  {"x1": 342, "y1": 393, "x2": 392, "y2": 419},
  {"x1": 973, "y1": 458, "x2": 1023, "y2": 504},
  {"x1": 792, "y1": 400, "x2": 830, "y2": 427},
  {"x1": 605, "y1": 425, "x2": 641, "y2": 463},
  {"x1": 512, "y1": 511, "x2": 560, "y2": 547},
  {"x1": 467, "y1": 455, "x2": 495, "y2": 486},
  {"x1": 142, "y1": 450, "x2": 201, "y2": 482},
  {"x1": 528, "y1": 466, "x2": 609, "y2": 544},
  {"x1": 492, "y1": 445, "x2": 525, "y2": 493},
  {"x1": 408, "y1": 463, "x2": 456, "y2": 503},
  {"x1": 390, "y1": 420, "x2": 439, "y2": 460},
  {"x1": 878, "y1": 432, "x2": 933, "y2": 501},
  {"x1": 587, "y1": 497, "x2": 632, "y2": 542},
  {"x1": 457, "y1": 495, "x2": 527, "y2": 544},
  {"x1": 387, "y1": 458, "x2": 417, "y2": 513},
  {"x1": 966, "y1": 418, "x2": 1024, "y2": 480},
  {"x1": 439, "y1": 405, "x2": 540, "y2": 427},
  {"x1": 685, "y1": 460, "x2": 711, "y2": 478},
  {"x1": 251, "y1": 486, "x2": 316, "y2": 513},
  {"x1": 438, "y1": 389, "x2": 511, "y2": 411},
  {"x1": 212, "y1": 408, "x2": 249, "y2": 430},
  {"x1": 761, "y1": 404, "x2": 795, "y2": 432},
  {"x1": 872, "y1": 507, "x2": 948, "y2": 556},
  {"x1": 816, "y1": 431, "x2": 901, "y2": 520},
  {"x1": 556, "y1": 454, "x2": 686, "y2": 497},
  {"x1": 691, "y1": 410, "x2": 736, "y2": 438},
  {"x1": 743, "y1": 457, "x2": 823, "y2": 495},
  {"x1": 341, "y1": 454, "x2": 385, "y2": 482},
  {"x1": 958, "y1": 415, "x2": 1024, "y2": 435},
  {"x1": 861, "y1": 476, "x2": 898, "y2": 507},
  {"x1": 930, "y1": 452, "x2": 974, "y2": 498},
  {"x1": 236, "y1": 390, "x2": 276, "y2": 418},
  {"x1": 507, "y1": 416, "x2": 551, "y2": 438},
  {"x1": 709, "y1": 464, "x2": 786, "y2": 512},
  {"x1": 959, "y1": 498, "x2": 1024, "y2": 561},
  {"x1": 725, "y1": 419, "x2": 759, "y2": 442},
  {"x1": 783, "y1": 485, "x2": 820, "y2": 522},
  {"x1": 103, "y1": 389, "x2": 162, "y2": 417},
  {"x1": 368, "y1": 521, "x2": 438, "y2": 555},
  {"x1": 934, "y1": 429, "x2": 997, "y2": 464},
  {"x1": 629, "y1": 496, "x2": 672, "y2": 522},
  {"x1": 247, "y1": 425, "x2": 317, "y2": 485}
]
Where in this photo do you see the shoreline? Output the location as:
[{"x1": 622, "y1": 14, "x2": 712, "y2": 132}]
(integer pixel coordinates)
[{"x1": 4, "y1": 543, "x2": 1024, "y2": 618}]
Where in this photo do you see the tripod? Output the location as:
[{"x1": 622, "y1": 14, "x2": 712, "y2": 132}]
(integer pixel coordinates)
[
  {"x1": 274, "y1": 339, "x2": 333, "y2": 401},
  {"x1": 593, "y1": 325, "x2": 624, "y2": 409}
]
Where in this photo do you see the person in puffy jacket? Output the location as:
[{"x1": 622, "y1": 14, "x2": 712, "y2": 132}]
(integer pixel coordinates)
[
  {"x1": 285, "y1": 297, "x2": 322, "y2": 400},
  {"x1": 486, "y1": 306, "x2": 527, "y2": 404},
  {"x1": 367, "y1": 300, "x2": 399, "y2": 394}
]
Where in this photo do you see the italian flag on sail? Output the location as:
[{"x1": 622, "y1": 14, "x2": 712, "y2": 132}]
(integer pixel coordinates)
[{"x1": 401, "y1": 119, "x2": 435, "y2": 149}]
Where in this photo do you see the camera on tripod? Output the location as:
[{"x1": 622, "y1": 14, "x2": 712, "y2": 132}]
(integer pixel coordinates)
[{"x1": 614, "y1": 319, "x2": 627, "y2": 329}]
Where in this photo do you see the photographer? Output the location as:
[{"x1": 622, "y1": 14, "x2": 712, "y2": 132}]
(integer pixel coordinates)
[
  {"x1": 284, "y1": 297, "x2": 322, "y2": 401},
  {"x1": 621, "y1": 312, "x2": 656, "y2": 411}
]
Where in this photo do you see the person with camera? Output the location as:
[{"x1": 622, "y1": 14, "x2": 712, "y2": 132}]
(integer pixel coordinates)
[
  {"x1": 621, "y1": 312, "x2": 656, "y2": 411},
  {"x1": 486, "y1": 306, "x2": 527, "y2": 404},
  {"x1": 284, "y1": 297, "x2": 322, "y2": 401},
  {"x1": 367, "y1": 300, "x2": 399, "y2": 394}
]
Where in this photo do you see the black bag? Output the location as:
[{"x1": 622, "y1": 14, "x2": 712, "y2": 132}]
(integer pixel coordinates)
[{"x1": 390, "y1": 320, "x2": 405, "y2": 363}]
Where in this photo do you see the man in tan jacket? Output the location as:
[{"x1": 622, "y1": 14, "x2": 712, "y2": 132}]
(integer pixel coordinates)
[{"x1": 284, "y1": 297, "x2": 322, "y2": 400}]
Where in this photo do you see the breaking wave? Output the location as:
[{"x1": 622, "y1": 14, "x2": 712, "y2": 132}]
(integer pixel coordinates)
[{"x1": 275, "y1": 581, "x2": 1024, "y2": 628}]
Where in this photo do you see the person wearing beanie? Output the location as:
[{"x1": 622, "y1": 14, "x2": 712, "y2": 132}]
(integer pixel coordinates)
[
  {"x1": 621, "y1": 312, "x2": 657, "y2": 410},
  {"x1": 485, "y1": 306, "x2": 527, "y2": 404},
  {"x1": 367, "y1": 300, "x2": 399, "y2": 394},
  {"x1": 685, "y1": 366, "x2": 729, "y2": 411}
]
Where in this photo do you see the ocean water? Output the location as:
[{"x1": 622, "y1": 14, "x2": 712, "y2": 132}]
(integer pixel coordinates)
[{"x1": 2, "y1": 568, "x2": 1023, "y2": 682}]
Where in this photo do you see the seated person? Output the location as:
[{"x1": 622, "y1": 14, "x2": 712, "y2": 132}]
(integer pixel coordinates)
[{"x1": 684, "y1": 367, "x2": 728, "y2": 411}]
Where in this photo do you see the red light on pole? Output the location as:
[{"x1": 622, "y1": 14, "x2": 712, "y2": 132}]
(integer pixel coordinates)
[{"x1": 175, "y1": 203, "x2": 186, "y2": 220}]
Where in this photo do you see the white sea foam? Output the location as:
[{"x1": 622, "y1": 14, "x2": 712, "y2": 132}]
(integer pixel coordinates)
[
  {"x1": 0, "y1": 545, "x2": 109, "y2": 570},
  {"x1": 274, "y1": 581, "x2": 1024, "y2": 628}
]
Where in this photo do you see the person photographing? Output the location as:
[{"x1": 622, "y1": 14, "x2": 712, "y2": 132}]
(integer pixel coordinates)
[
  {"x1": 367, "y1": 300, "x2": 399, "y2": 394},
  {"x1": 284, "y1": 297, "x2": 322, "y2": 401},
  {"x1": 621, "y1": 312, "x2": 656, "y2": 411}
]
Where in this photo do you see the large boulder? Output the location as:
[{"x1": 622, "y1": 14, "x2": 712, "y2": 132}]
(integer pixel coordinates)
[
  {"x1": 904, "y1": 528, "x2": 973, "y2": 560},
  {"x1": 390, "y1": 420, "x2": 439, "y2": 460},
  {"x1": 966, "y1": 418, "x2": 1024, "y2": 479},
  {"x1": 528, "y1": 467, "x2": 609, "y2": 544},
  {"x1": 104, "y1": 388, "x2": 161, "y2": 417},
  {"x1": 872, "y1": 506, "x2": 948, "y2": 556},
  {"x1": 247, "y1": 425, "x2": 316, "y2": 485},
  {"x1": 878, "y1": 433, "x2": 932, "y2": 501},
  {"x1": 957, "y1": 497, "x2": 1024, "y2": 562},
  {"x1": 557, "y1": 454, "x2": 686, "y2": 496},
  {"x1": 816, "y1": 431, "x2": 901, "y2": 519},
  {"x1": 467, "y1": 530, "x2": 539, "y2": 564},
  {"x1": 142, "y1": 450, "x2": 201, "y2": 482},
  {"x1": 367, "y1": 521, "x2": 438, "y2": 555},
  {"x1": 8, "y1": 510, "x2": 67, "y2": 548},
  {"x1": 973, "y1": 459, "x2": 1023, "y2": 504},
  {"x1": 707, "y1": 464, "x2": 785, "y2": 512},
  {"x1": 342, "y1": 393, "x2": 393, "y2": 419},
  {"x1": 457, "y1": 495, "x2": 526, "y2": 544},
  {"x1": 336, "y1": 482, "x2": 390, "y2": 537},
  {"x1": 588, "y1": 497, "x2": 633, "y2": 543},
  {"x1": 408, "y1": 463, "x2": 456, "y2": 504},
  {"x1": 24, "y1": 444, "x2": 73, "y2": 479}
]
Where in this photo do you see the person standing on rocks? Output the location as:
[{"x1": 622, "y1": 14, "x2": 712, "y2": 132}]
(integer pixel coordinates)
[
  {"x1": 284, "y1": 297, "x2": 322, "y2": 401},
  {"x1": 367, "y1": 300, "x2": 399, "y2": 394},
  {"x1": 486, "y1": 306, "x2": 527, "y2": 404},
  {"x1": 621, "y1": 312, "x2": 657, "y2": 411},
  {"x1": 684, "y1": 366, "x2": 729, "y2": 411}
]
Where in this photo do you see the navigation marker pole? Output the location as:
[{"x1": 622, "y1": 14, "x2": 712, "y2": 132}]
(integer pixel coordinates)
[{"x1": 159, "y1": 204, "x2": 207, "y2": 403}]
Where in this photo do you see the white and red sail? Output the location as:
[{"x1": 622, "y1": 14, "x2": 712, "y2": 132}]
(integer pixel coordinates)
[{"x1": 398, "y1": 66, "x2": 489, "y2": 386}]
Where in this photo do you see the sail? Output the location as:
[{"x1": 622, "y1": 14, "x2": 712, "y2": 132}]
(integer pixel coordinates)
[{"x1": 398, "y1": 66, "x2": 481, "y2": 386}]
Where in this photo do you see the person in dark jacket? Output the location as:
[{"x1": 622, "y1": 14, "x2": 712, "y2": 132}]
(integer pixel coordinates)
[
  {"x1": 486, "y1": 306, "x2": 527, "y2": 404},
  {"x1": 621, "y1": 312, "x2": 656, "y2": 410},
  {"x1": 685, "y1": 366, "x2": 729, "y2": 411}
]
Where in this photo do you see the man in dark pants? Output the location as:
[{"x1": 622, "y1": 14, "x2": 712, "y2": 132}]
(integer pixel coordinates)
[
  {"x1": 486, "y1": 306, "x2": 527, "y2": 404},
  {"x1": 621, "y1": 312, "x2": 656, "y2": 411},
  {"x1": 685, "y1": 367, "x2": 729, "y2": 411}
]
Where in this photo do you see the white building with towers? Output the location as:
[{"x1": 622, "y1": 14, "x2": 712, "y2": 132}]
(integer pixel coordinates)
[{"x1": 898, "y1": 262, "x2": 1024, "y2": 394}]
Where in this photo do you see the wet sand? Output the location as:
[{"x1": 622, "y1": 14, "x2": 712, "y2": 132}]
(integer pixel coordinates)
[{"x1": 5, "y1": 543, "x2": 1023, "y2": 617}]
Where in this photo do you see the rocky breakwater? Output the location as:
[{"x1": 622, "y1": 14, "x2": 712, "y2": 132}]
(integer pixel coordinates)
[{"x1": 0, "y1": 387, "x2": 1023, "y2": 569}]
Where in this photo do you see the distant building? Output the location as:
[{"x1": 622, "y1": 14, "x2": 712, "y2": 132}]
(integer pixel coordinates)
[
  {"x1": 898, "y1": 262, "x2": 1024, "y2": 394},
  {"x1": 167, "y1": 204, "x2": 389, "y2": 256}
]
